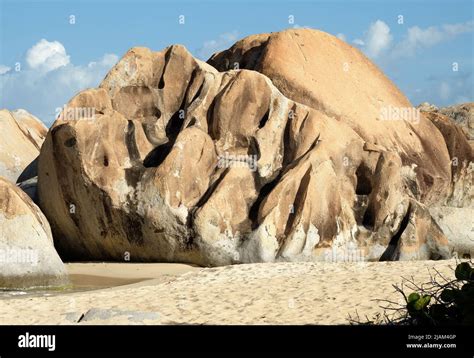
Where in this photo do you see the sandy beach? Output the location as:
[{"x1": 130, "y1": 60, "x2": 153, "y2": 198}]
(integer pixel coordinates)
[
  {"x1": 0, "y1": 259, "x2": 460, "y2": 325},
  {"x1": 67, "y1": 262, "x2": 200, "y2": 290}
]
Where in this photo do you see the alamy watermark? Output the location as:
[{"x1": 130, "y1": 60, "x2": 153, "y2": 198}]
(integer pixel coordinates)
[
  {"x1": 55, "y1": 105, "x2": 95, "y2": 121},
  {"x1": 0, "y1": 248, "x2": 38, "y2": 266},
  {"x1": 217, "y1": 152, "x2": 258, "y2": 172},
  {"x1": 324, "y1": 242, "x2": 366, "y2": 263},
  {"x1": 379, "y1": 105, "x2": 420, "y2": 124},
  {"x1": 18, "y1": 332, "x2": 55, "y2": 351}
]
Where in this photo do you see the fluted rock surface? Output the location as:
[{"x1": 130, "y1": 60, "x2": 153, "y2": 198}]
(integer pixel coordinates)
[{"x1": 37, "y1": 29, "x2": 473, "y2": 265}]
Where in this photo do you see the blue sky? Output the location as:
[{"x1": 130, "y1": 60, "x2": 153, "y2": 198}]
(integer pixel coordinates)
[{"x1": 0, "y1": 0, "x2": 473, "y2": 125}]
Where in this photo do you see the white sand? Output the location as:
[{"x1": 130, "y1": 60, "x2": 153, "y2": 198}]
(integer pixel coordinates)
[{"x1": 0, "y1": 259, "x2": 460, "y2": 325}]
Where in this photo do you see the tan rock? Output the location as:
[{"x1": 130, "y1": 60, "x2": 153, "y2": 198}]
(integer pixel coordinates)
[
  {"x1": 429, "y1": 206, "x2": 473, "y2": 258},
  {"x1": 210, "y1": 28, "x2": 473, "y2": 259},
  {"x1": 418, "y1": 105, "x2": 474, "y2": 256},
  {"x1": 439, "y1": 103, "x2": 474, "y2": 142},
  {"x1": 0, "y1": 109, "x2": 47, "y2": 183},
  {"x1": 209, "y1": 29, "x2": 454, "y2": 204},
  {"x1": 11, "y1": 109, "x2": 48, "y2": 150},
  {"x1": 422, "y1": 110, "x2": 474, "y2": 207},
  {"x1": 38, "y1": 30, "x2": 468, "y2": 265},
  {"x1": 0, "y1": 177, "x2": 68, "y2": 288}
]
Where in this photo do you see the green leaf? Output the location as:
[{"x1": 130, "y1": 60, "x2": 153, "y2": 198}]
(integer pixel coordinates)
[
  {"x1": 408, "y1": 295, "x2": 431, "y2": 313},
  {"x1": 408, "y1": 292, "x2": 420, "y2": 303},
  {"x1": 414, "y1": 295, "x2": 431, "y2": 310}
]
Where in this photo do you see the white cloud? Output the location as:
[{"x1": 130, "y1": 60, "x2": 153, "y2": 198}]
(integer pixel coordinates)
[
  {"x1": 336, "y1": 33, "x2": 346, "y2": 41},
  {"x1": 363, "y1": 20, "x2": 392, "y2": 58},
  {"x1": 412, "y1": 72, "x2": 472, "y2": 107},
  {"x1": 26, "y1": 39, "x2": 70, "y2": 72},
  {"x1": 392, "y1": 20, "x2": 473, "y2": 58},
  {"x1": 392, "y1": 26, "x2": 444, "y2": 57},
  {"x1": 0, "y1": 65, "x2": 11, "y2": 75},
  {"x1": 439, "y1": 82, "x2": 451, "y2": 101},
  {"x1": 443, "y1": 20, "x2": 474, "y2": 36},
  {"x1": 87, "y1": 53, "x2": 118, "y2": 68},
  {"x1": 196, "y1": 31, "x2": 239, "y2": 60},
  {"x1": 54, "y1": 54, "x2": 119, "y2": 89},
  {"x1": 1, "y1": 40, "x2": 118, "y2": 126},
  {"x1": 350, "y1": 19, "x2": 473, "y2": 106},
  {"x1": 352, "y1": 19, "x2": 473, "y2": 61}
]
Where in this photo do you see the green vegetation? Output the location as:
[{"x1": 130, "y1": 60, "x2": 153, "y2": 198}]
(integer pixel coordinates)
[{"x1": 349, "y1": 261, "x2": 474, "y2": 325}]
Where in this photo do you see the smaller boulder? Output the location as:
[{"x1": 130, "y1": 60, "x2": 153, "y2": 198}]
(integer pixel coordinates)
[
  {"x1": 0, "y1": 176, "x2": 68, "y2": 289},
  {"x1": 0, "y1": 109, "x2": 47, "y2": 183},
  {"x1": 418, "y1": 102, "x2": 474, "y2": 149}
]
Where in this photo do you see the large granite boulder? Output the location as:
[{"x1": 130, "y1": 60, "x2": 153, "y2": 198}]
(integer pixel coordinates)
[
  {"x1": 418, "y1": 104, "x2": 474, "y2": 257},
  {"x1": 0, "y1": 177, "x2": 68, "y2": 288},
  {"x1": 210, "y1": 29, "x2": 474, "y2": 259},
  {"x1": 37, "y1": 29, "x2": 472, "y2": 265},
  {"x1": 419, "y1": 102, "x2": 473, "y2": 144},
  {"x1": 0, "y1": 109, "x2": 46, "y2": 183}
]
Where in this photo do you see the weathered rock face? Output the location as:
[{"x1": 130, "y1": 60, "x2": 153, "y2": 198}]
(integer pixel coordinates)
[
  {"x1": 10, "y1": 109, "x2": 48, "y2": 150},
  {"x1": 38, "y1": 29, "x2": 471, "y2": 265},
  {"x1": 421, "y1": 110, "x2": 473, "y2": 207},
  {"x1": 418, "y1": 104, "x2": 474, "y2": 256},
  {"x1": 0, "y1": 109, "x2": 47, "y2": 183},
  {"x1": 418, "y1": 102, "x2": 474, "y2": 148},
  {"x1": 209, "y1": 30, "x2": 457, "y2": 204},
  {"x1": 0, "y1": 177, "x2": 68, "y2": 288},
  {"x1": 440, "y1": 104, "x2": 474, "y2": 144},
  {"x1": 210, "y1": 29, "x2": 473, "y2": 259}
]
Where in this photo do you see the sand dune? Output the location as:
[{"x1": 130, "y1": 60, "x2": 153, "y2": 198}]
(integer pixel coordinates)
[{"x1": 0, "y1": 259, "x2": 460, "y2": 325}]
